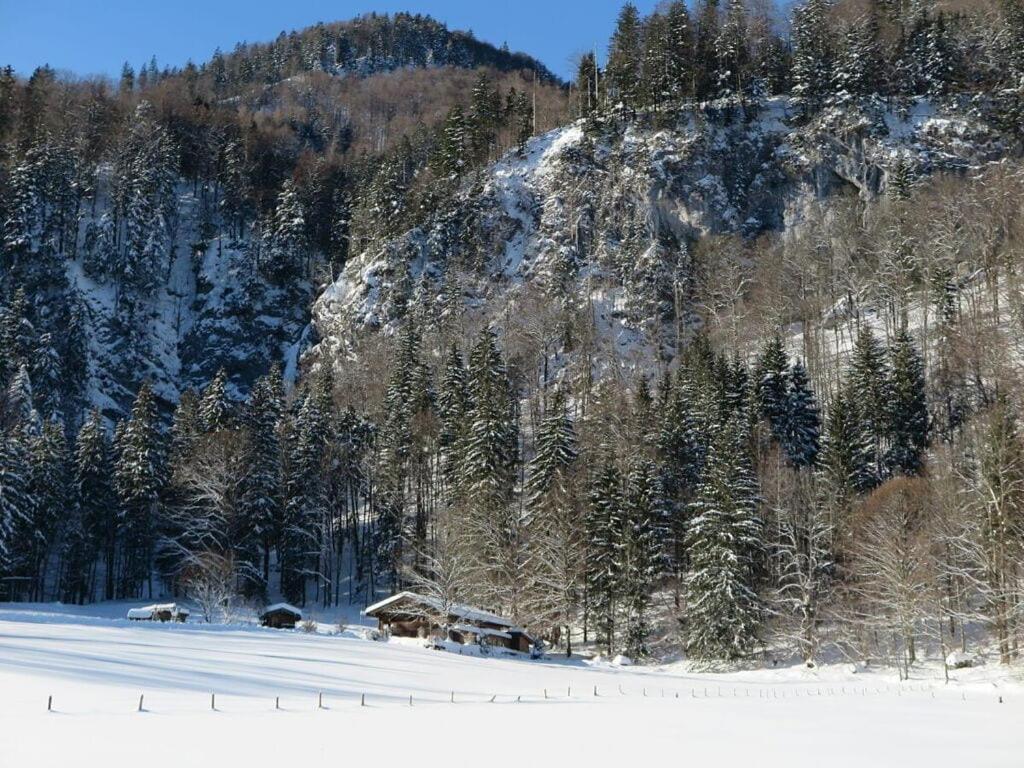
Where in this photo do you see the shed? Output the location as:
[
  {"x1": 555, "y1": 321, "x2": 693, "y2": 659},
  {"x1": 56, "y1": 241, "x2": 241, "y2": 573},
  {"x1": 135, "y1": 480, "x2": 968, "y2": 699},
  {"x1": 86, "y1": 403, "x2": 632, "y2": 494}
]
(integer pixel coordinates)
[
  {"x1": 260, "y1": 603, "x2": 303, "y2": 629},
  {"x1": 127, "y1": 603, "x2": 190, "y2": 622},
  {"x1": 364, "y1": 592, "x2": 535, "y2": 654}
]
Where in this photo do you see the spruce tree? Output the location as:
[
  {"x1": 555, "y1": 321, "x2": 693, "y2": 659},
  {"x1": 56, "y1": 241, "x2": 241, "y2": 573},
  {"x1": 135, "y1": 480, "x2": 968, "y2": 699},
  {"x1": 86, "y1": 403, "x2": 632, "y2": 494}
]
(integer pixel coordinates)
[
  {"x1": 791, "y1": 0, "x2": 834, "y2": 112},
  {"x1": 621, "y1": 458, "x2": 666, "y2": 659},
  {"x1": 606, "y1": 3, "x2": 643, "y2": 108},
  {"x1": 237, "y1": 369, "x2": 284, "y2": 598},
  {"x1": 198, "y1": 368, "x2": 234, "y2": 432},
  {"x1": 72, "y1": 409, "x2": 116, "y2": 601},
  {"x1": 848, "y1": 325, "x2": 891, "y2": 486},
  {"x1": 587, "y1": 460, "x2": 624, "y2": 655},
  {"x1": 756, "y1": 335, "x2": 790, "y2": 444},
  {"x1": 886, "y1": 329, "x2": 929, "y2": 476},
  {"x1": 685, "y1": 418, "x2": 763, "y2": 662},
  {"x1": 784, "y1": 359, "x2": 821, "y2": 469},
  {"x1": 113, "y1": 383, "x2": 164, "y2": 598}
]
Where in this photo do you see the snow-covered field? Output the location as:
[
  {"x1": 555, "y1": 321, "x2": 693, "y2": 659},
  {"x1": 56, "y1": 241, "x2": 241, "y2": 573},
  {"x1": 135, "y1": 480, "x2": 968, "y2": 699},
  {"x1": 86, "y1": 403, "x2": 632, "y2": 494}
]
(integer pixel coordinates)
[{"x1": 1, "y1": 603, "x2": 1020, "y2": 767}]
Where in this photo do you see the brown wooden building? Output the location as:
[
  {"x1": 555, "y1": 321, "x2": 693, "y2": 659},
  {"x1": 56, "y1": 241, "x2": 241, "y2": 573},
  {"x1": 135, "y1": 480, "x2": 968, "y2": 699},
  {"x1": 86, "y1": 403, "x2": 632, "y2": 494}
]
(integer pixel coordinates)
[
  {"x1": 364, "y1": 592, "x2": 534, "y2": 654},
  {"x1": 260, "y1": 603, "x2": 303, "y2": 629}
]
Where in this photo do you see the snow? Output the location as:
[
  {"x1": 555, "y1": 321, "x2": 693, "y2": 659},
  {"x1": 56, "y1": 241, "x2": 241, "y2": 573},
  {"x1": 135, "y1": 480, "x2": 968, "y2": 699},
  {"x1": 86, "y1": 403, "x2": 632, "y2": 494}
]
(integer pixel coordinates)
[
  {"x1": 364, "y1": 590, "x2": 523, "y2": 630},
  {"x1": 2, "y1": 603, "x2": 1021, "y2": 767},
  {"x1": 262, "y1": 603, "x2": 303, "y2": 617},
  {"x1": 125, "y1": 603, "x2": 190, "y2": 620}
]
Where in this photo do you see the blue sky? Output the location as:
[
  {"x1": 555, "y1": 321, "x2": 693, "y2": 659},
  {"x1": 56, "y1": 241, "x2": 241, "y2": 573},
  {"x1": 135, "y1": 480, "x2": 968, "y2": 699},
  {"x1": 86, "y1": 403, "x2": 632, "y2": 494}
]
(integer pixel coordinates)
[{"x1": 0, "y1": 0, "x2": 676, "y2": 82}]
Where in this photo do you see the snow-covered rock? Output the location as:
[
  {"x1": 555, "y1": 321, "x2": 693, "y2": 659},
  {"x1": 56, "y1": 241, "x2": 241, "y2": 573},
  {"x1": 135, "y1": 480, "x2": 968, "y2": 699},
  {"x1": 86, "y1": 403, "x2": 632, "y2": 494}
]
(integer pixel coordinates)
[
  {"x1": 946, "y1": 651, "x2": 980, "y2": 669},
  {"x1": 311, "y1": 97, "x2": 1008, "y2": 370}
]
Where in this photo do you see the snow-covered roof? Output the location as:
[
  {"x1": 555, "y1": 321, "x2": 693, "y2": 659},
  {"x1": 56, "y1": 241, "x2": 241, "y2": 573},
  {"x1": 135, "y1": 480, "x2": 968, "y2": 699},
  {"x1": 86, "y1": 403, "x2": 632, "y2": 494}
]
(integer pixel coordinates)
[
  {"x1": 449, "y1": 624, "x2": 512, "y2": 640},
  {"x1": 127, "y1": 603, "x2": 189, "y2": 619},
  {"x1": 364, "y1": 591, "x2": 526, "y2": 632},
  {"x1": 261, "y1": 603, "x2": 303, "y2": 618}
]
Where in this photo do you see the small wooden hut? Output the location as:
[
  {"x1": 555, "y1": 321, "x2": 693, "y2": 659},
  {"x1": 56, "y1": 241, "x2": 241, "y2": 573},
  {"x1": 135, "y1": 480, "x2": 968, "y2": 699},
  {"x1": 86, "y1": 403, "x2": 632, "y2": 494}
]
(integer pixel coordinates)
[
  {"x1": 260, "y1": 603, "x2": 303, "y2": 629},
  {"x1": 126, "y1": 603, "x2": 190, "y2": 623},
  {"x1": 364, "y1": 592, "x2": 534, "y2": 653}
]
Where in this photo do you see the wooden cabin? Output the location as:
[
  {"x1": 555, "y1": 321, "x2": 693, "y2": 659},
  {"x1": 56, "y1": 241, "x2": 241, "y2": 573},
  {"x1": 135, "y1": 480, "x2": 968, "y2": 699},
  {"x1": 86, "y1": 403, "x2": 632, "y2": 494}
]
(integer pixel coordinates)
[
  {"x1": 126, "y1": 603, "x2": 190, "y2": 623},
  {"x1": 364, "y1": 591, "x2": 534, "y2": 654},
  {"x1": 260, "y1": 603, "x2": 303, "y2": 629}
]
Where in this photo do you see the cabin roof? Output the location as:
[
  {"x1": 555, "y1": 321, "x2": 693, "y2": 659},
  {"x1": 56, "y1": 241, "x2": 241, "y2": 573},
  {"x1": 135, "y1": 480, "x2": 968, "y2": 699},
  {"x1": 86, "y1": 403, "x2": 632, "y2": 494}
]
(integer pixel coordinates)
[
  {"x1": 261, "y1": 603, "x2": 303, "y2": 617},
  {"x1": 364, "y1": 591, "x2": 524, "y2": 632},
  {"x1": 127, "y1": 603, "x2": 190, "y2": 619}
]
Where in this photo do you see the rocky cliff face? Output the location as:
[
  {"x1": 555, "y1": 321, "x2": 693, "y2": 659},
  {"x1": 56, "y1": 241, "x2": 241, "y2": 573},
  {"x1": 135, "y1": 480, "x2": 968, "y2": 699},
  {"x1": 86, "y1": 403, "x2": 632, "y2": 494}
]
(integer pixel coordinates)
[
  {"x1": 66, "y1": 97, "x2": 1011, "y2": 414},
  {"x1": 310, "y1": 97, "x2": 1010, "y2": 365}
]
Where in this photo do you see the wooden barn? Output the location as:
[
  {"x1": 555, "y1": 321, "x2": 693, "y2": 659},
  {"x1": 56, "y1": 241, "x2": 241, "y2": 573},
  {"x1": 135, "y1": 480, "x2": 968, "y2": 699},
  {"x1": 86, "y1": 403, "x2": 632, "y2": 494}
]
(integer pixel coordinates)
[
  {"x1": 260, "y1": 603, "x2": 303, "y2": 629},
  {"x1": 126, "y1": 603, "x2": 190, "y2": 623},
  {"x1": 364, "y1": 592, "x2": 535, "y2": 654}
]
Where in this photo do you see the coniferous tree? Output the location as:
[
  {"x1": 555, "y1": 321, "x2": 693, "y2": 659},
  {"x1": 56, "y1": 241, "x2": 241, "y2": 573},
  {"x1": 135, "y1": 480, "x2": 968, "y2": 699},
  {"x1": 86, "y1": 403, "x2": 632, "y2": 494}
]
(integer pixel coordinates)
[
  {"x1": 820, "y1": 384, "x2": 872, "y2": 512},
  {"x1": 716, "y1": 0, "x2": 750, "y2": 98},
  {"x1": 756, "y1": 335, "x2": 790, "y2": 444},
  {"x1": 72, "y1": 409, "x2": 116, "y2": 601},
  {"x1": 693, "y1": 0, "x2": 721, "y2": 100},
  {"x1": 886, "y1": 329, "x2": 929, "y2": 476},
  {"x1": 0, "y1": 414, "x2": 32, "y2": 576},
  {"x1": 587, "y1": 460, "x2": 624, "y2": 654},
  {"x1": 622, "y1": 458, "x2": 667, "y2": 660},
  {"x1": 198, "y1": 368, "x2": 234, "y2": 433},
  {"x1": 236, "y1": 368, "x2": 284, "y2": 597},
  {"x1": 783, "y1": 359, "x2": 821, "y2": 469},
  {"x1": 606, "y1": 3, "x2": 644, "y2": 108},
  {"x1": 791, "y1": 0, "x2": 834, "y2": 112},
  {"x1": 664, "y1": 0, "x2": 694, "y2": 100},
  {"x1": 113, "y1": 382, "x2": 164, "y2": 598},
  {"x1": 848, "y1": 325, "x2": 891, "y2": 486},
  {"x1": 685, "y1": 418, "x2": 763, "y2": 662},
  {"x1": 261, "y1": 180, "x2": 308, "y2": 284}
]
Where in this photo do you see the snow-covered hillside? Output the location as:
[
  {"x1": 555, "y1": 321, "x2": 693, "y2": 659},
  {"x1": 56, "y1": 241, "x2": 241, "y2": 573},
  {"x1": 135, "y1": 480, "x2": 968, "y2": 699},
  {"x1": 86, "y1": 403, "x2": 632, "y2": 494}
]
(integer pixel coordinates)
[
  {"x1": 310, "y1": 96, "x2": 1009, "y2": 369},
  {"x1": 2, "y1": 603, "x2": 1020, "y2": 767}
]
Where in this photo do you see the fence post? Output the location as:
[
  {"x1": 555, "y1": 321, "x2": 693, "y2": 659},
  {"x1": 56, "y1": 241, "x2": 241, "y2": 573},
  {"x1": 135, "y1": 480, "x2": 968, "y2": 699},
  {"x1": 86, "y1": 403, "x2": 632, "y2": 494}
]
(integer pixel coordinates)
[
  {"x1": 318, "y1": 691, "x2": 323, "y2": 709},
  {"x1": 362, "y1": 693, "x2": 367, "y2": 707},
  {"x1": 211, "y1": 693, "x2": 216, "y2": 711},
  {"x1": 409, "y1": 694, "x2": 413, "y2": 707},
  {"x1": 47, "y1": 695, "x2": 52, "y2": 712},
  {"x1": 594, "y1": 685, "x2": 598, "y2": 697},
  {"x1": 138, "y1": 694, "x2": 144, "y2": 712},
  {"x1": 276, "y1": 696, "x2": 280, "y2": 710}
]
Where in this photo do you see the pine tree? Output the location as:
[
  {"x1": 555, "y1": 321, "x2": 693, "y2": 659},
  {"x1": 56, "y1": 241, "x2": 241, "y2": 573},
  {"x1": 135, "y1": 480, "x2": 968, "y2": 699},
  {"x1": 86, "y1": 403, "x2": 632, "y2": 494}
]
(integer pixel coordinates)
[
  {"x1": 685, "y1": 418, "x2": 763, "y2": 662},
  {"x1": 0, "y1": 417, "x2": 32, "y2": 575},
  {"x1": 72, "y1": 410, "x2": 116, "y2": 601},
  {"x1": 716, "y1": 0, "x2": 750, "y2": 98},
  {"x1": 526, "y1": 391, "x2": 582, "y2": 650},
  {"x1": 237, "y1": 368, "x2": 284, "y2": 598},
  {"x1": 198, "y1": 368, "x2": 234, "y2": 432},
  {"x1": 820, "y1": 384, "x2": 872, "y2": 510},
  {"x1": 280, "y1": 370, "x2": 332, "y2": 605},
  {"x1": 693, "y1": 0, "x2": 721, "y2": 100},
  {"x1": 23, "y1": 420, "x2": 69, "y2": 599},
  {"x1": 886, "y1": 329, "x2": 929, "y2": 476},
  {"x1": 606, "y1": 3, "x2": 643, "y2": 108},
  {"x1": 587, "y1": 460, "x2": 624, "y2": 654},
  {"x1": 756, "y1": 335, "x2": 790, "y2": 444},
  {"x1": 784, "y1": 359, "x2": 821, "y2": 469},
  {"x1": 848, "y1": 325, "x2": 891, "y2": 486},
  {"x1": 791, "y1": 0, "x2": 834, "y2": 112},
  {"x1": 621, "y1": 458, "x2": 666, "y2": 659},
  {"x1": 833, "y1": 13, "x2": 882, "y2": 101},
  {"x1": 575, "y1": 52, "x2": 599, "y2": 115},
  {"x1": 261, "y1": 180, "x2": 308, "y2": 284},
  {"x1": 113, "y1": 383, "x2": 164, "y2": 598},
  {"x1": 664, "y1": 1, "x2": 694, "y2": 100}
]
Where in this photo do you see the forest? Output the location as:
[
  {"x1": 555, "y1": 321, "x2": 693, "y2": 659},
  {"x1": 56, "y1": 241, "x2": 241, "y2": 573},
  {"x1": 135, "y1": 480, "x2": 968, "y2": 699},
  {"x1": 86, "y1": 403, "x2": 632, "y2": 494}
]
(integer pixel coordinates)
[{"x1": 0, "y1": 0, "x2": 1023, "y2": 672}]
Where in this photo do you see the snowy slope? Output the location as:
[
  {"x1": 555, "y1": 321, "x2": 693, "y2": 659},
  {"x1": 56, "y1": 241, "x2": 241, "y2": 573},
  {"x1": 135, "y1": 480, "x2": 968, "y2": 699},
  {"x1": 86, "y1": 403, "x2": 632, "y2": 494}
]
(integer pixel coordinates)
[
  {"x1": 2, "y1": 603, "x2": 1021, "y2": 767},
  {"x1": 311, "y1": 97, "x2": 1008, "y2": 370}
]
